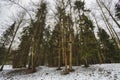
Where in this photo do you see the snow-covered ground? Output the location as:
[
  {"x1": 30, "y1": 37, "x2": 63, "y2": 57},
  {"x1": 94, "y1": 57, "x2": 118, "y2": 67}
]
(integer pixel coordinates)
[{"x1": 0, "y1": 64, "x2": 120, "y2": 80}]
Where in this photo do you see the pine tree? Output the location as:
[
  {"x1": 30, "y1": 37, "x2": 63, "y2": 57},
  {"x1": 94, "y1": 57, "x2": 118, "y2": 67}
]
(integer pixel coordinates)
[
  {"x1": 12, "y1": 26, "x2": 31, "y2": 68},
  {"x1": 29, "y1": 1, "x2": 48, "y2": 72},
  {"x1": 74, "y1": 0, "x2": 98, "y2": 67},
  {"x1": 98, "y1": 28, "x2": 120, "y2": 63},
  {"x1": 55, "y1": 1, "x2": 69, "y2": 74},
  {"x1": 81, "y1": 14, "x2": 98, "y2": 67}
]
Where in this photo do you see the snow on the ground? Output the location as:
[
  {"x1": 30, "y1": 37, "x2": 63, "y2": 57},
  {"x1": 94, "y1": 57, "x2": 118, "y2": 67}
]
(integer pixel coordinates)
[{"x1": 0, "y1": 64, "x2": 120, "y2": 80}]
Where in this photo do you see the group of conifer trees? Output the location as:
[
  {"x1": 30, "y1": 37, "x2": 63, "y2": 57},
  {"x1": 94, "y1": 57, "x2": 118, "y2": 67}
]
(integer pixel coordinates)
[{"x1": 0, "y1": 0, "x2": 120, "y2": 74}]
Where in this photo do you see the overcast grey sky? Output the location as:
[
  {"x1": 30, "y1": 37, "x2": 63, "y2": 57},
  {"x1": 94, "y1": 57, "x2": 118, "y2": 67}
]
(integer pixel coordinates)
[
  {"x1": 0, "y1": 0, "x2": 94, "y2": 33},
  {"x1": 0, "y1": 0, "x2": 119, "y2": 35}
]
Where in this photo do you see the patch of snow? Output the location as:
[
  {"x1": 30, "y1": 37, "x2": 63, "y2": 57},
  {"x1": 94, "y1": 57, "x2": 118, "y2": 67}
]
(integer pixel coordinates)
[{"x1": 0, "y1": 64, "x2": 120, "y2": 80}]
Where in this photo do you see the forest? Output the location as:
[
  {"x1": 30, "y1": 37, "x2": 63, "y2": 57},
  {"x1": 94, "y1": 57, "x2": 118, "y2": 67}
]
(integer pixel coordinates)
[{"x1": 0, "y1": 0, "x2": 120, "y2": 79}]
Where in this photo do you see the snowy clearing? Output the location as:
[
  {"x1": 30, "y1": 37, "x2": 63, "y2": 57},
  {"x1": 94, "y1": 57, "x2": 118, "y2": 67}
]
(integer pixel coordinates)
[{"x1": 0, "y1": 64, "x2": 120, "y2": 80}]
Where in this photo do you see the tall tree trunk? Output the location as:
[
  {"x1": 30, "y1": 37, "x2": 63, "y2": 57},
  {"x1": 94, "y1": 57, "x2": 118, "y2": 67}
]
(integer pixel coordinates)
[
  {"x1": 97, "y1": 45, "x2": 103, "y2": 64},
  {"x1": 31, "y1": 47, "x2": 35, "y2": 72},
  {"x1": 68, "y1": 0, "x2": 74, "y2": 72},
  {"x1": 28, "y1": 54, "x2": 32, "y2": 69},
  {"x1": 63, "y1": 20, "x2": 69, "y2": 74},
  {"x1": 69, "y1": 33, "x2": 74, "y2": 71},
  {"x1": 61, "y1": 22, "x2": 65, "y2": 66},
  {"x1": 57, "y1": 37, "x2": 62, "y2": 70},
  {"x1": 84, "y1": 58, "x2": 89, "y2": 67}
]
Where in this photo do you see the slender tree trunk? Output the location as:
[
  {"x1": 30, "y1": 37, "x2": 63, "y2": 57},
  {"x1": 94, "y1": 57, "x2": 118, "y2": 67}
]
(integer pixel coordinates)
[
  {"x1": 28, "y1": 54, "x2": 32, "y2": 69},
  {"x1": 68, "y1": 0, "x2": 74, "y2": 71},
  {"x1": 84, "y1": 58, "x2": 89, "y2": 67},
  {"x1": 57, "y1": 38, "x2": 61, "y2": 70},
  {"x1": 63, "y1": 20, "x2": 69, "y2": 74},
  {"x1": 64, "y1": 46, "x2": 69, "y2": 74},
  {"x1": 97, "y1": 45, "x2": 103, "y2": 64},
  {"x1": 64, "y1": 36, "x2": 69, "y2": 74},
  {"x1": 69, "y1": 33, "x2": 74, "y2": 71},
  {"x1": 57, "y1": 25, "x2": 62, "y2": 69},
  {"x1": 31, "y1": 38, "x2": 36, "y2": 72},
  {"x1": 58, "y1": 48, "x2": 61, "y2": 69},
  {"x1": 61, "y1": 23, "x2": 65, "y2": 65}
]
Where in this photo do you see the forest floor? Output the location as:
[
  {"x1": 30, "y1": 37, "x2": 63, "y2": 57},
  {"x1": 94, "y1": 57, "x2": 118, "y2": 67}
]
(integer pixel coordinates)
[{"x1": 0, "y1": 64, "x2": 120, "y2": 80}]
